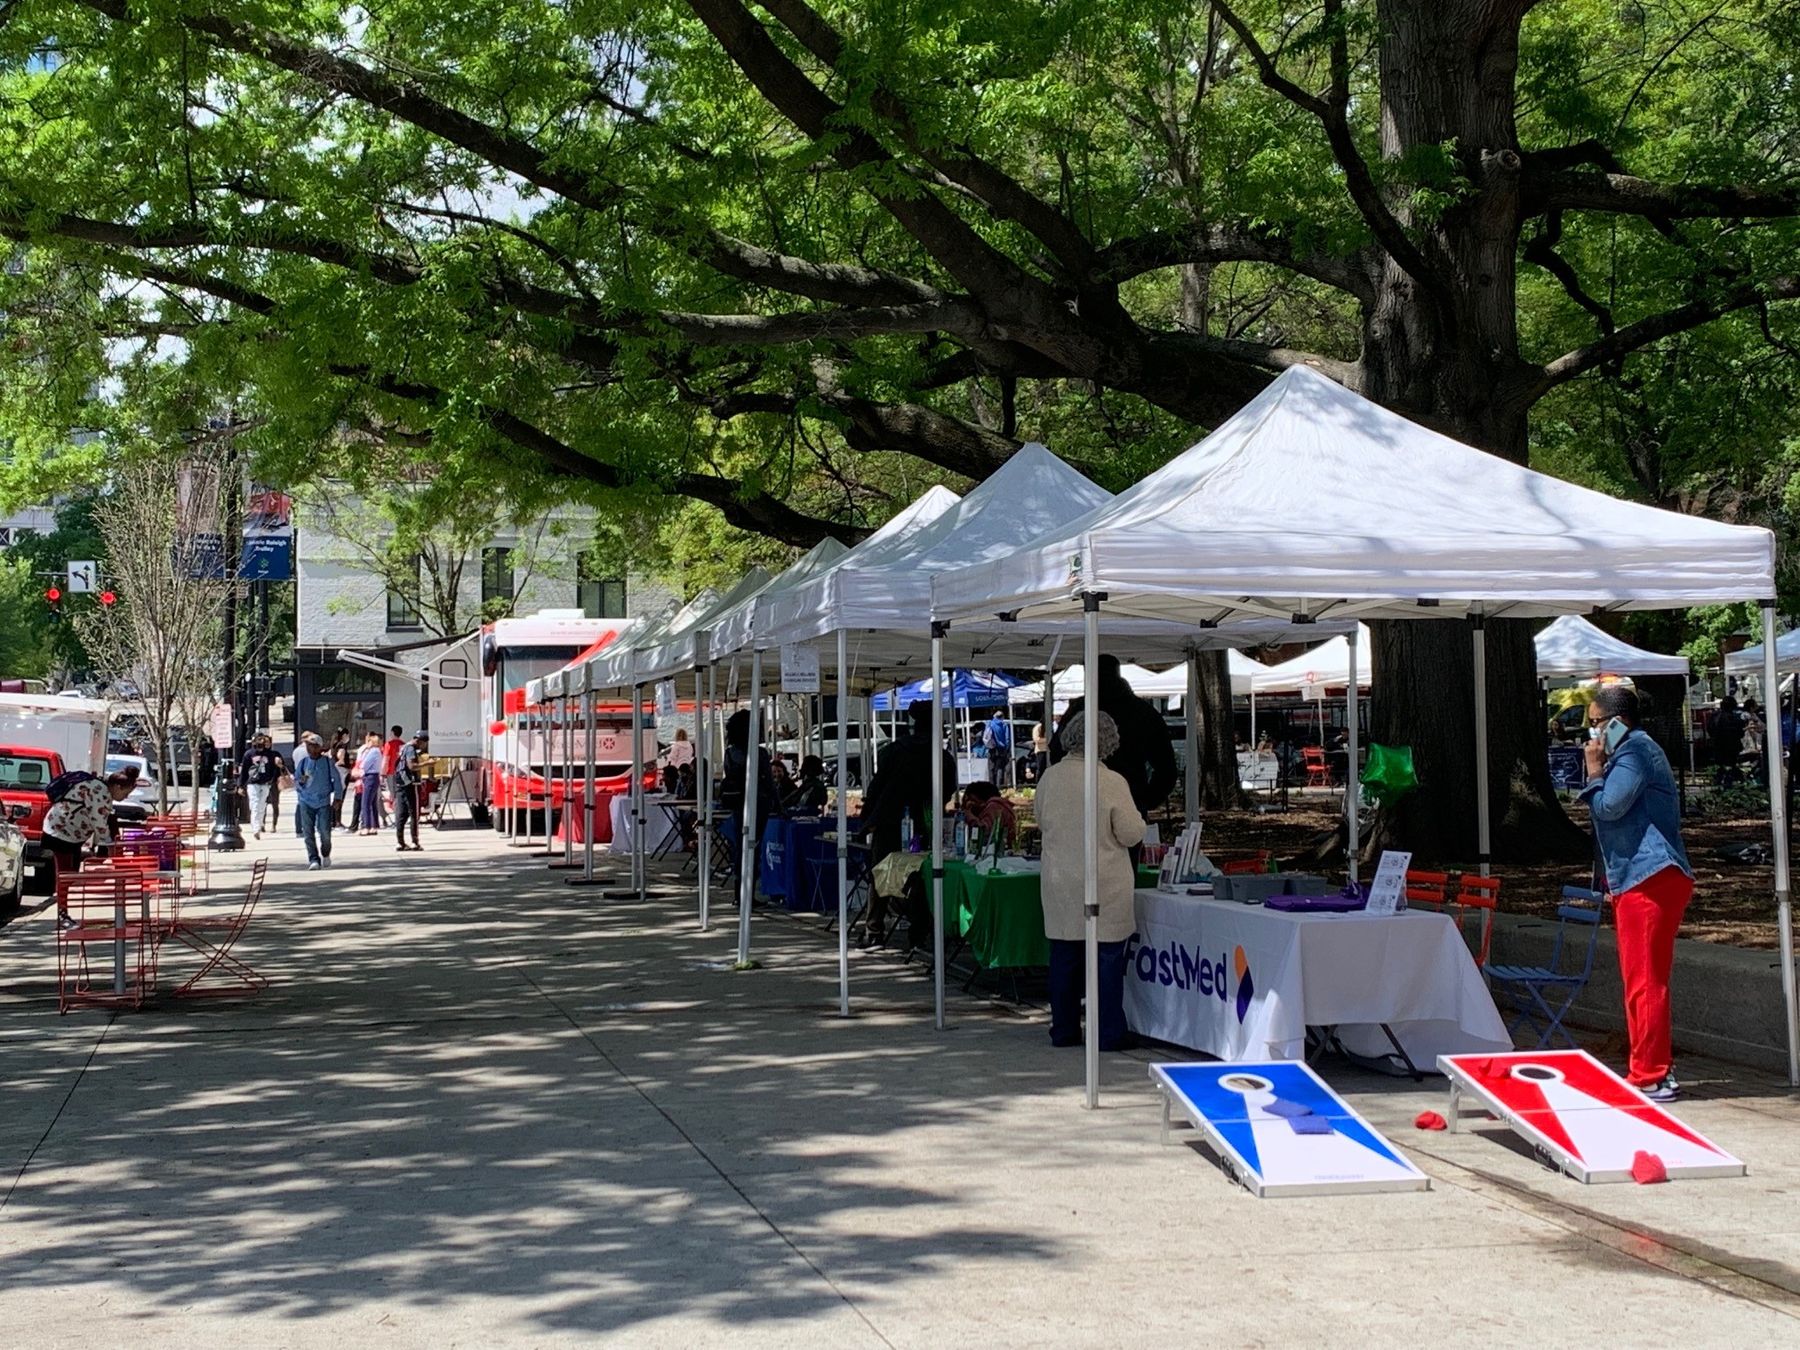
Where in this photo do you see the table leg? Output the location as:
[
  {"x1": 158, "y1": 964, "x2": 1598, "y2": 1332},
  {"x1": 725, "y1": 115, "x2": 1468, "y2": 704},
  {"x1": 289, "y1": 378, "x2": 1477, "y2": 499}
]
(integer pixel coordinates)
[
  {"x1": 1447, "y1": 1081, "x2": 1461, "y2": 1134},
  {"x1": 1160, "y1": 1089, "x2": 1171, "y2": 1145}
]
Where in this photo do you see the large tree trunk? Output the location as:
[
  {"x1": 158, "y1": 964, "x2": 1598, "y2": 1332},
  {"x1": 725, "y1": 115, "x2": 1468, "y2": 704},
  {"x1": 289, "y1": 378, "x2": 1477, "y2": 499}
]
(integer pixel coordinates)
[
  {"x1": 1193, "y1": 649, "x2": 1248, "y2": 810},
  {"x1": 1363, "y1": 2, "x2": 1588, "y2": 864}
]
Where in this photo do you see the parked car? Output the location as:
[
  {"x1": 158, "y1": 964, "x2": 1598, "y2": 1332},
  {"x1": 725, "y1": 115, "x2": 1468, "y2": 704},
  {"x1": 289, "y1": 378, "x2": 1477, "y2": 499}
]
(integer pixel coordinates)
[
  {"x1": 106, "y1": 754, "x2": 184, "y2": 812},
  {"x1": 0, "y1": 819, "x2": 25, "y2": 911},
  {"x1": 773, "y1": 720, "x2": 893, "y2": 786}
]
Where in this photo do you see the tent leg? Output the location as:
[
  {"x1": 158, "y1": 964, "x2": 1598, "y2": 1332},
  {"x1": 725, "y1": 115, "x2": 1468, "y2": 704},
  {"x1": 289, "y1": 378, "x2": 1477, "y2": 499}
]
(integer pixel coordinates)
[
  {"x1": 930, "y1": 627, "x2": 947, "y2": 1031},
  {"x1": 696, "y1": 665, "x2": 708, "y2": 928},
  {"x1": 1683, "y1": 674, "x2": 1695, "y2": 775},
  {"x1": 631, "y1": 680, "x2": 645, "y2": 898},
  {"x1": 1472, "y1": 615, "x2": 1492, "y2": 879},
  {"x1": 836, "y1": 628, "x2": 851, "y2": 1019},
  {"x1": 1346, "y1": 626, "x2": 1361, "y2": 886},
  {"x1": 737, "y1": 650, "x2": 763, "y2": 966},
  {"x1": 1185, "y1": 652, "x2": 1200, "y2": 830},
  {"x1": 559, "y1": 692, "x2": 574, "y2": 864},
  {"x1": 699, "y1": 664, "x2": 714, "y2": 929},
  {"x1": 1082, "y1": 594, "x2": 1103, "y2": 1110},
  {"x1": 1760, "y1": 603, "x2": 1799, "y2": 1087},
  {"x1": 576, "y1": 689, "x2": 596, "y2": 883}
]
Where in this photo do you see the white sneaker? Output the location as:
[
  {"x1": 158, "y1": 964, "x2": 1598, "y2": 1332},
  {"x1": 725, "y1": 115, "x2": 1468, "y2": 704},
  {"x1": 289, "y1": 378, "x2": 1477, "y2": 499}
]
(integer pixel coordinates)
[{"x1": 306, "y1": 860, "x2": 321, "y2": 871}]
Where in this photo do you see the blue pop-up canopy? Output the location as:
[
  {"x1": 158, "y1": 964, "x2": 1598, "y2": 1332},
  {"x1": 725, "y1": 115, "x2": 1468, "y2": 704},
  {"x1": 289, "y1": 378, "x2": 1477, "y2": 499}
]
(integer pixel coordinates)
[{"x1": 872, "y1": 669, "x2": 1025, "y2": 711}]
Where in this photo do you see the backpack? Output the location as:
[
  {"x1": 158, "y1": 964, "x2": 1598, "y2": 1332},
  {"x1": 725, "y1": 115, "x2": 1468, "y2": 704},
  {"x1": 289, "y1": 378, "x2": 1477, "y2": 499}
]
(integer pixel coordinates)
[{"x1": 46, "y1": 769, "x2": 100, "y2": 805}]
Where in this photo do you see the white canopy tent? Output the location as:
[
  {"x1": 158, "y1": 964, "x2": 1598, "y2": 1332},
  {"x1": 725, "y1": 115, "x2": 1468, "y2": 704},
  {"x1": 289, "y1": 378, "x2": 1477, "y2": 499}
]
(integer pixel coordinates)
[
  {"x1": 931, "y1": 363, "x2": 1789, "y2": 1101},
  {"x1": 1726, "y1": 628, "x2": 1800, "y2": 676},
  {"x1": 746, "y1": 445, "x2": 1341, "y2": 1026},
  {"x1": 1251, "y1": 625, "x2": 1375, "y2": 695},
  {"x1": 1009, "y1": 652, "x2": 1269, "y2": 707},
  {"x1": 1535, "y1": 614, "x2": 1690, "y2": 680}
]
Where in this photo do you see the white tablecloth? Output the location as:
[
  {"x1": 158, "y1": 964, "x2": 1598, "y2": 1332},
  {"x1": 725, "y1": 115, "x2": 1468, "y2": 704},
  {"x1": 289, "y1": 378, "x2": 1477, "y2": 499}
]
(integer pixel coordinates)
[
  {"x1": 608, "y1": 793, "x2": 680, "y2": 857},
  {"x1": 1124, "y1": 890, "x2": 1510, "y2": 1068}
]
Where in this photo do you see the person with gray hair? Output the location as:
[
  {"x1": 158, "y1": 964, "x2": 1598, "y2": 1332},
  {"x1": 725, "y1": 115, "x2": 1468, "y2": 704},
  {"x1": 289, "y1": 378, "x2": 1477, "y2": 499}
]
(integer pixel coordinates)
[
  {"x1": 1033, "y1": 710, "x2": 1146, "y2": 1050},
  {"x1": 1581, "y1": 682, "x2": 1691, "y2": 1101}
]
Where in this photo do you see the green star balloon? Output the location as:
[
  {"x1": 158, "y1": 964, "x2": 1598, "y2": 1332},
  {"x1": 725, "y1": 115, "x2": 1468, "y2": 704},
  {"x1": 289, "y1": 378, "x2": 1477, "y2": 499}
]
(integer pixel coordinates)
[{"x1": 1360, "y1": 743, "x2": 1419, "y2": 808}]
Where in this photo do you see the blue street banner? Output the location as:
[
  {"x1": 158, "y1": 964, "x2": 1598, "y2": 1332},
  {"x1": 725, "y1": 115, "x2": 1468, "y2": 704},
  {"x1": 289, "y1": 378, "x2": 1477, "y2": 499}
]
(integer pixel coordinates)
[
  {"x1": 174, "y1": 532, "x2": 227, "y2": 580},
  {"x1": 239, "y1": 535, "x2": 293, "y2": 581}
]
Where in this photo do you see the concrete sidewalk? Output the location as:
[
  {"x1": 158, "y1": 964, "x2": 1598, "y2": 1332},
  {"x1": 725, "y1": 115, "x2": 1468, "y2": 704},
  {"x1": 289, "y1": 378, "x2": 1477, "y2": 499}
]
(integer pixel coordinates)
[{"x1": 0, "y1": 824, "x2": 1796, "y2": 1347}]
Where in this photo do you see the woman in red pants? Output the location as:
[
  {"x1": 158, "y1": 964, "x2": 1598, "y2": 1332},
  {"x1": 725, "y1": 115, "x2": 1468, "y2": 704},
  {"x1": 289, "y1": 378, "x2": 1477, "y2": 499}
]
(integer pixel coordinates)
[{"x1": 1580, "y1": 684, "x2": 1693, "y2": 1101}]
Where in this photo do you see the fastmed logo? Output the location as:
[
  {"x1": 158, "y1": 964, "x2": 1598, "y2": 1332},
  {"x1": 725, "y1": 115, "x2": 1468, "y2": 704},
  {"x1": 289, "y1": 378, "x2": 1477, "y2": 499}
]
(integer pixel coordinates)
[{"x1": 1125, "y1": 936, "x2": 1256, "y2": 1024}]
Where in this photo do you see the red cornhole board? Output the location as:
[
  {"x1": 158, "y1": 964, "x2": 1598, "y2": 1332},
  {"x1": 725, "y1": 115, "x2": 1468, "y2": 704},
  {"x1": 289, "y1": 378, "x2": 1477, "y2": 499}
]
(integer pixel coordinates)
[{"x1": 1437, "y1": 1049, "x2": 1745, "y2": 1184}]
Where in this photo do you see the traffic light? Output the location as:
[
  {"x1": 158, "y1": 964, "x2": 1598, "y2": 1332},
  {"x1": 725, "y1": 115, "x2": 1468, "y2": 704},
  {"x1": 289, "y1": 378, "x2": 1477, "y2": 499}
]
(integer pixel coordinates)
[
  {"x1": 99, "y1": 589, "x2": 117, "y2": 607},
  {"x1": 44, "y1": 585, "x2": 61, "y2": 617}
]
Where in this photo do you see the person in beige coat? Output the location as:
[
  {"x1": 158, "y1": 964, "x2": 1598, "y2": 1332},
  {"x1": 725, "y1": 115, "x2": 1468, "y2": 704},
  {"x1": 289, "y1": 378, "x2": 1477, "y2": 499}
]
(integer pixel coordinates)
[{"x1": 1035, "y1": 711, "x2": 1146, "y2": 1049}]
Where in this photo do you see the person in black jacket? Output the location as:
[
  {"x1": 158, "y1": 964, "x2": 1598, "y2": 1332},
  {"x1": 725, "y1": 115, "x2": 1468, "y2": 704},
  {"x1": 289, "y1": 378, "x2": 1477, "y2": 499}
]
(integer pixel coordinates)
[
  {"x1": 1052, "y1": 654, "x2": 1178, "y2": 824},
  {"x1": 784, "y1": 755, "x2": 829, "y2": 817},
  {"x1": 719, "y1": 708, "x2": 778, "y2": 877},
  {"x1": 863, "y1": 700, "x2": 958, "y2": 861},
  {"x1": 859, "y1": 700, "x2": 958, "y2": 947}
]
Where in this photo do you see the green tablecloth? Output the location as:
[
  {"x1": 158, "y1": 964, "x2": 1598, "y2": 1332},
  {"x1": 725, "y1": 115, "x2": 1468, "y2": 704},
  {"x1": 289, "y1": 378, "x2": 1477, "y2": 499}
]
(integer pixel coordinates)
[{"x1": 920, "y1": 860, "x2": 1163, "y2": 971}]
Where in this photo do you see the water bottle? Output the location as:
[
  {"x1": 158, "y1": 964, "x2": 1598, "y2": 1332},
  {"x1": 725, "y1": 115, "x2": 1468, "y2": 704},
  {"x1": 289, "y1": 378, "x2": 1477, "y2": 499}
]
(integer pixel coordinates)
[
  {"x1": 901, "y1": 807, "x2": 914, "y2": 852},
  {"x1": 953, "y1": 817, "x2": 966, "y2": 859}
]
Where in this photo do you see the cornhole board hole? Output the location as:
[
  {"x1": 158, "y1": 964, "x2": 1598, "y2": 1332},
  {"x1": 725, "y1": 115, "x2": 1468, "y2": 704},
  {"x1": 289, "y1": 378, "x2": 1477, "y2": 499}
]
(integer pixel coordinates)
[
  {"x1": 1437, "y1": 1049, "x2": 1746, "y2": 1184},
  {"x1": 1150, "y1": 1061, "x2": 1430, "y2": 1198}
]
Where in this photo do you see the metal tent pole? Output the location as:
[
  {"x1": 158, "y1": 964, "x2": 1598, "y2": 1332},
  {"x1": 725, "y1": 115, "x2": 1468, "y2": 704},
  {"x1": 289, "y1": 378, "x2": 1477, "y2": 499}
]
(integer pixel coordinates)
[
  {"x1": 930, "y1": 624, "x2": 948, "y2": 1030},
  {"x1": 1082, "y1": 592, "x2": 1103, "y2": 1110},
  {"x1": 561, "y1": 689, "x2": 574, "y2": 863},
  {"x1": 1185, "y1": 651, "x2": 1201, "y2": 830},
  {"x1": 564, "y1": 684, "x2": 599, "y2": 886},
  {"x1": 736, "y1": 648, "x2": 763, "y2": 966},
  {"x1": 696, "y1": 663, "x2": 709, "y2": 928},
  {"x1": 836, "y1": 627, "x2": 851, "y2": 1018},
  {"x1": 1760, "y1": 602, "x2": 1799, "y2": 1087},
  {"x1": 1472, "y1": 614, "x2": 1492, "y2": 878},
  {"x1": 631, "y1": 677, "x2": 645, "y2": 900},
  {"x1": 1346, "y1": 626, "x2": 1361, "y2": 885},
  {"x1": 1683, "y1": 673, "x2": 1696, "y2": 774}
]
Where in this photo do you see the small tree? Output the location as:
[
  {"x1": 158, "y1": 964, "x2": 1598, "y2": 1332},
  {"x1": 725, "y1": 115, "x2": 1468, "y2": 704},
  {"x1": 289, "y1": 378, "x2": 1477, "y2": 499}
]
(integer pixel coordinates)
[{"x1": 79, "y1": 449, "x2": 234, "y2": 813}]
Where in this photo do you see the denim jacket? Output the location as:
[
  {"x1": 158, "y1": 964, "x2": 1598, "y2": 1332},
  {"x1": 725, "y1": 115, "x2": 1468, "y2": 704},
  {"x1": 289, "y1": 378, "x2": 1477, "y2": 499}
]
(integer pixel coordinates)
[
  {"x1": 294, "y1": 753, "x2": 343, "y2": 809},
  {"x1": 1578, "y1": 728, "x2": 1691, "y2": 895}
]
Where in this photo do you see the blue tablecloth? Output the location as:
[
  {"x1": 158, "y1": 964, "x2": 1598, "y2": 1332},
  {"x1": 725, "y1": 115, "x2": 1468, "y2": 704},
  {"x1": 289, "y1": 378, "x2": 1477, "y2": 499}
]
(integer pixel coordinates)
[{"x1": 760, "y1": 815, "x2": 863, "y2": 912}]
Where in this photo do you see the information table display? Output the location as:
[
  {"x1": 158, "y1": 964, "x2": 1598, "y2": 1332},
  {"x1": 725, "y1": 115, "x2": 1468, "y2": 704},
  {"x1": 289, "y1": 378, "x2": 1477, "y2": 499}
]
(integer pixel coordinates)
[
  {"x1": 917, "y1": 859, "x2": 1163, "y2": 971},
  {"x1": 1124, "y1": 889, "x2": 1510, "y2": 1067}
]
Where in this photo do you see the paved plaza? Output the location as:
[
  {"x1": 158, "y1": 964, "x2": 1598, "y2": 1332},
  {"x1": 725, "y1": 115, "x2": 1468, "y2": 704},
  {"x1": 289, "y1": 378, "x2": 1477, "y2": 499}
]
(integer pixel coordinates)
[{"x1": 1, "y1": 826, "x2": 1797, "y2": 1347}]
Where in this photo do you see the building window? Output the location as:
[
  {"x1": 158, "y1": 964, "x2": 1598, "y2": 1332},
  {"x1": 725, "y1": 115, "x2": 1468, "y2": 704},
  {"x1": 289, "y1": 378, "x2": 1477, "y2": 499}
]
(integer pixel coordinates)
[
  {"x1": 387, "y1": 556, "x2": 423, "y2": 630},
  {"x1": 577, "y1": 552, "x2": 625, "y2": 618},
  {"x1": 481, "y1": 547, "x2": 514, "y2": 607}
]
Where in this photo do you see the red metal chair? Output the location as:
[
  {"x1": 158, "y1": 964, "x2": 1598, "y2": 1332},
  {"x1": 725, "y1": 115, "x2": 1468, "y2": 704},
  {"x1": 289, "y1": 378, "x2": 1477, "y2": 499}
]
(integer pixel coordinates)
[
  {"x1": 1302, "y1": 747, "x2": 1331, "y2": 786},
  {"x1": 56, "y1": 870, "x2": 159, "y2": 1013},
  {"x1": 1404, "y1": 868, "x2": 1452, "y2": 911},
  {"x1": 164, "y1": 859, "x2": 269, "y2": 998},
  {"x1": 1451, "y1": 875, "x2": 1500, "y2": 971}
]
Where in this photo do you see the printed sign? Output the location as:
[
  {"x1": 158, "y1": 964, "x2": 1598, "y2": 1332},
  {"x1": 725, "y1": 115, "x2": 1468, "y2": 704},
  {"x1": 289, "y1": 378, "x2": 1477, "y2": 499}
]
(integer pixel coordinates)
[
  {"x1": 655, "y1": 679, "x2": 678, "y2": 721},
  {"x1": 209, "y1": 703, "x2": 233, "y2": 750},
  {"x1": 780, "y1": 643, "x2": 820, "y2": 694},
  {"x1": 1365, "y1": 850, "x2": 1413, "y2": 916},
  {"x1": 66, "y1": 561, "x2": 97, "y2": 594}
]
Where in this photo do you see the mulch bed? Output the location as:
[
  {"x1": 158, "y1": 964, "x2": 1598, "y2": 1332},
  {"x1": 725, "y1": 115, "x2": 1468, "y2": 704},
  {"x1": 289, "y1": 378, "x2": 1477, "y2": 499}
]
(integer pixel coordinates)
[{"x1": 1199, "y1": 796, "x2": 1784, "y2": 950}]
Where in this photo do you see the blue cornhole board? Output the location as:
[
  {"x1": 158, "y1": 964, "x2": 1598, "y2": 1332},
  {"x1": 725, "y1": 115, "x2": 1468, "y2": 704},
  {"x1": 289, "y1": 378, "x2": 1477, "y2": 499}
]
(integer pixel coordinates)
[{"x1": 1151, "y1": 1061, "x2": 1430, "y2": 1198}]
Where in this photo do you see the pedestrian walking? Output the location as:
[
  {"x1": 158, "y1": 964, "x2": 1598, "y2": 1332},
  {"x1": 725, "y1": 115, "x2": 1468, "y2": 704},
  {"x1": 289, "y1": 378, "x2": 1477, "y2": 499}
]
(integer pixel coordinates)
[
  {"x1": 982, "y1": 708, "x2": 1013, "y2": 787},
  {"x1": 353, "y1": 732, "x2": 385, "y2": 834},
  {"x1": 392, "y1": 730, "x2": 427, "y2": 852},
  {"x1": 294, "y1": 741, "x2": 344, "y2": 871},
  {"x1": 1582, "y1": 685, "x2": 1692, "y2": 1101},
  {"x1": 239, "y1": 733, "x2": 287, "y2": 840}
]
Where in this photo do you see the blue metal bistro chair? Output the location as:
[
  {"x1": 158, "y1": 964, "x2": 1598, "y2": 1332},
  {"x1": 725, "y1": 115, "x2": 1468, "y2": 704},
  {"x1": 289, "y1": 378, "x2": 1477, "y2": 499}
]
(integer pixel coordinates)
[{"x1": 1486, "y1": 886, "x2": 1607, "y2": 1049}]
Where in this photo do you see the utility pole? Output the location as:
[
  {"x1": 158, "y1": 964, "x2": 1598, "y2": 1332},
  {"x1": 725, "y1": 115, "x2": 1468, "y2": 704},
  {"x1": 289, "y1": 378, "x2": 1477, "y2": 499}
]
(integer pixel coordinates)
[{"x1": 209, "y1": 427, "x2": 246, "y2": 850}]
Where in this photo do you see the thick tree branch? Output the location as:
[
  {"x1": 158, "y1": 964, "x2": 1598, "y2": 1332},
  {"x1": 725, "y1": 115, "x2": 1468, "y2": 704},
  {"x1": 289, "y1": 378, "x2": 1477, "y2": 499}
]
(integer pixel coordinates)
[
  {"x1": 1535, "y1": 274, "x2": 1800, "y2": 392},
  {"x1": 1092, "y1": 222, "x2": 1375, "y2": 305},
  {"x1": 1523, "y1": 166, "x2": 1800, "y2": 220},
  {"x1": 1148, "y1": 331, "x2": 1357, "y2": 386},
  {"x1": 1209, "y1": 0, "x2": 1441, "y2": 294},
  {"x1": 660, "y1": 299, "x2": 985, "y2": 346},
  {"x1": 757, "y1": 0, "x2": 1098, "y2": 277},
  {"x1": 1522, "y1": 212, "x2": 1614, "y2": 337}
]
